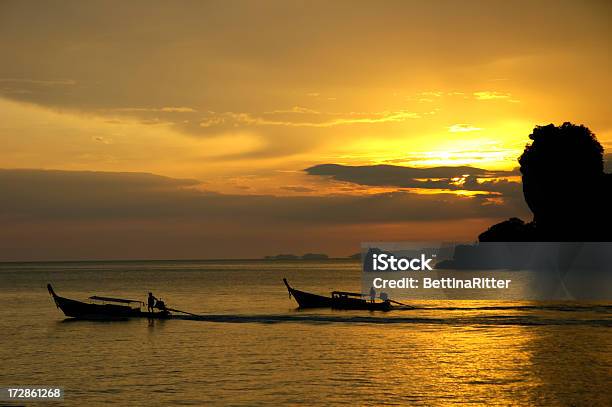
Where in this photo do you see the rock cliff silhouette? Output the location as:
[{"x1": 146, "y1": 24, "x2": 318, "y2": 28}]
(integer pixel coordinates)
[{"x1": 479, "y1": 122, "x2": 611, "y2": 241}]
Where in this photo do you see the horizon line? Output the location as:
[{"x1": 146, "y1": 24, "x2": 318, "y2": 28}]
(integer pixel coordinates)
[{"x1": 0, "y1": 257, "x2": 361, "y2": 264}]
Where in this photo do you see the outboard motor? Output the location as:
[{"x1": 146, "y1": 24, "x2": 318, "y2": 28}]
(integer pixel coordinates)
[{"x1": 155, "y1": 299, "x2": 166, "y2": 311}]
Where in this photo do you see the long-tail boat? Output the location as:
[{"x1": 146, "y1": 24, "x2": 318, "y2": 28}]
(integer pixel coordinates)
[
  {"x1": 47, "y1": 284, "x2": 171, "y2": 320},
  {"x1": 283, "y1": 279, "x2": 392, "y2": 311}
]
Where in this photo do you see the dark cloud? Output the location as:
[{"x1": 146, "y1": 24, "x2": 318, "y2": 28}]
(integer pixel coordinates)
[
  {"x1": 0, "y1": 169, "x2": 533, "y2": 260},
  {"x1": 280, "y1": 186, "x2": 315, "y2": 193},
  {"x1": 0, "y1": 168, "x2": 520, "y2": 224},
  {"x1": 305, "y1": 163, "x2": 520, "y2": 194}
]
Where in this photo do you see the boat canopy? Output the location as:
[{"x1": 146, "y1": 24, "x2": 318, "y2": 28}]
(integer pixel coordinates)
[{"x1": 89, "y1": 295, "x2": 144, "y2": 305}]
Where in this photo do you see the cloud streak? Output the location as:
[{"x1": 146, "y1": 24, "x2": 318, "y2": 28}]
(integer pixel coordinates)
[
  {"x1": 449, "y1": 124, "x2": 482, "y2": 133},
  {"x1": 198, "y1": 110, "x2": 421, "y2": 129},
  {"x1": 0, "y1": 78, "x2": 77, "y2": 86},
  {"x1": 112, "y1": 106, "x2": 197, "y2": 113},
  {"x1": 473, "y1": 91, "x2": 519, "y2": 102}
]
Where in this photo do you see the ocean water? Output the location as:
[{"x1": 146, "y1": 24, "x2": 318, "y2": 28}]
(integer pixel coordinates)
[{"x1": 0, "y1": 260, "x2": 610, "y2": 406}]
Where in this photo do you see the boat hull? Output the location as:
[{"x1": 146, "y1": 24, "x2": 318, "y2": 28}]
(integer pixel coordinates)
[
  {"x1": 289, "y1": 288, "x2": 333, "y2": 308},
  {"x1": 332, "y1": 297, "x2": 391, "y2": 311}
]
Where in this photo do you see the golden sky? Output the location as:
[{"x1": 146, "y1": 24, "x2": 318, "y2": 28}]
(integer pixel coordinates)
[{"x1": 0, "y1": 0, "x2": 610, "y2": 259}]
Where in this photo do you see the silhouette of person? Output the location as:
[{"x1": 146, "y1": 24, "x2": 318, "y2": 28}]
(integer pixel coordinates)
[
  {"x1": 369, "y1": 286, "x2": 376, "y2": 303},
  {"x1": 480, "y1": 122, "x2": 611, "y2": 241},
  {"x1": 147, "y1": 292, "x2": 157, "y2": 313}
]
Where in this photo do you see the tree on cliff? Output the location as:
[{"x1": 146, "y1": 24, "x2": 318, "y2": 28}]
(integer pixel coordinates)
[{"x1": 479, "y1": 122, "x2": 611, "y2": 241}]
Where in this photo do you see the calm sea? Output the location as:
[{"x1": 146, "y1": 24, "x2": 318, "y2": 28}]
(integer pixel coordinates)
[{"x1": 1, "y1": 260, "x2": 610, "y2": 406}]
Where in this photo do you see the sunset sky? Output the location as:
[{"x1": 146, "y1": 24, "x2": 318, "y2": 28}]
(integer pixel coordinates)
[{"x1": 1, "y1": 0, "x2": 611, "y2": 260}]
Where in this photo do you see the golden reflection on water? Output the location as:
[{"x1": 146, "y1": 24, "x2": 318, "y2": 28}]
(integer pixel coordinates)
[
  {"x1": 352, "y1": 324, "x2": 534, "y2": 405},
  {"x1": 321, "y1": 321, "x2": 611, "y2": 406}
]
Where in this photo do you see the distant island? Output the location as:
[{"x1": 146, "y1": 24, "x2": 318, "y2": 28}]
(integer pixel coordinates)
[
  {"x1": 262, "y1": 253, "x2": 364, "y2": 260},
  {"x1": 264, "y1": 253, "x2": 329, "y2": 260}
]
